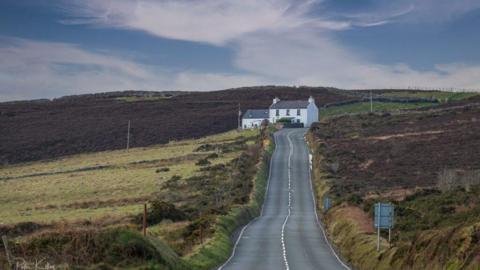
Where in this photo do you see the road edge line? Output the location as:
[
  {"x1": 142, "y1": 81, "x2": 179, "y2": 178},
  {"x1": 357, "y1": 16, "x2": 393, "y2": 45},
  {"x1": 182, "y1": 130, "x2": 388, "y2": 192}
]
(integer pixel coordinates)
[{"x1": 305, "y1": 134, "x2": 352, "y2": 270}]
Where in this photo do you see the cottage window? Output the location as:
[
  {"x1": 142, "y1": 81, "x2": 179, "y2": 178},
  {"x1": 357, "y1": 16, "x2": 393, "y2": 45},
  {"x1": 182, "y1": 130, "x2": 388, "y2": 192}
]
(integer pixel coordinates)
[
  {"x1": 276, "y1": 109, "x2": 279, "y2": 116},
  {"x1": 297, "y1": 109, "x2": 301, "y2": 116},
  {"x1": 286, "y1": 109, "x2": 290, "y2": 116}
]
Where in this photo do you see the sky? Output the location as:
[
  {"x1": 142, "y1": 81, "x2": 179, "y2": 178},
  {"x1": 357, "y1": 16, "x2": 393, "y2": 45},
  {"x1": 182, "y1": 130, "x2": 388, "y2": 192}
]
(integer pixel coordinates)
[{"x1": 0, "y1": 0, "x2": 479, "y2": 101}]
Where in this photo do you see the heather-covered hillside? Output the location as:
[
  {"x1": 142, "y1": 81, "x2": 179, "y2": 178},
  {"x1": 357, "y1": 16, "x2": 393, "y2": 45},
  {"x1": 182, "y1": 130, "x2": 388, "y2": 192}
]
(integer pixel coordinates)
[{"x1": 0, "y1": 86, "x2": 353, "y2": 164}]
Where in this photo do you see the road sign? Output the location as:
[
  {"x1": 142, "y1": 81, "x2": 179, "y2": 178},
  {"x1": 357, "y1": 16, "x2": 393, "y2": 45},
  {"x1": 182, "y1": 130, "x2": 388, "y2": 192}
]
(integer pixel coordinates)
[
  {"x1": 323, "y1": 195, "x2": 331, "y2": 212},
  {"x1": 374, "y1": 203, "x2": 394, "y2": 251},
  {"x1": 374, "y1": 203, "x2": 394, "y2": 229}
]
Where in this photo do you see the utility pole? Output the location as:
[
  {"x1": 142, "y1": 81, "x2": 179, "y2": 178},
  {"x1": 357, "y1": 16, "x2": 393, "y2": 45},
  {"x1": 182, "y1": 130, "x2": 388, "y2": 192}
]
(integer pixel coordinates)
[
  {"x1": 126, "y1": 120, "x2": 131, "y2": 152},
  {"x1": 370, "y1": 91, "x2": 373, "y2": 113},
  {"x1": 238, "y1": 103, "x2": 242, "y2": 130}
]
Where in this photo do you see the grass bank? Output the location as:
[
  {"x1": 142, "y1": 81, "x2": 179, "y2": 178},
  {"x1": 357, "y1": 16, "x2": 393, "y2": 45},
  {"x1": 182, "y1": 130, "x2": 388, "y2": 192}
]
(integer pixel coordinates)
[
  {"x1": 307, "y1": 111, "x2": 480, "y2": 269},
  {"x1": 182, "y1": 126, "x2": 275, "y2": 269},
  {"x1": 320, "y1": 101, "x2": 435, "y2": 119}
]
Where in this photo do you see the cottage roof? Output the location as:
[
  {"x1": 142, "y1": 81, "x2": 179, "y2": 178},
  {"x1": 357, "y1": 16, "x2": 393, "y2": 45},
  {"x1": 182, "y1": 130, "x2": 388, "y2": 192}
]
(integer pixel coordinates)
[
  {"x1": 270, "y1": 100, "x2": 310, "y2": 109},
  {"x1": 242, "y1": 109, "x2": 269, "y2": 119}
]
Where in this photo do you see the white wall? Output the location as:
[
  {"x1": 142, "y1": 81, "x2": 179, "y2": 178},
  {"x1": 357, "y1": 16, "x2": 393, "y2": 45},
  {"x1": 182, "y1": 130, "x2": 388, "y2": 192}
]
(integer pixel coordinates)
[
  {"x1": 306, "y1": 102, "x2": 319, "y2": 127},
  {"x1": 268, "y1": 104, "x2": 318, "y2": 127},
  {"x1": 269, "y1": 108, "x2": 307, "y2": 124},
  {"x1": 242, "y1": 118, "x2": 265, "y2": 129}
]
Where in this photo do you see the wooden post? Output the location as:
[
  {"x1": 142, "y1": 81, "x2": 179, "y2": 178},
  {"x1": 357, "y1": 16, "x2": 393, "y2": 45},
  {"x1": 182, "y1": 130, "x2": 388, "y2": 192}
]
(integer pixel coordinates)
[
  {"x1": 126, "y1": 120, "x2": 131, "y2": 152},
  {"x1": 2, "y1": 235, "x2": 13, "y2": 270},
  {"x1": 370, "y1": 91, "x2": 373, "y2": 113},
  {"x1": 238, "y1": 103, "x2": 241, "y2": 130},
  {"x1": 377, "y1": 204, "x2": 381, "y2": 252},
  {"x1": 388, "y1": 228, "x2": 391, "y2": 245},
  {"x1": 143, "y1": 203, "x2": 147, "y2": 237}
]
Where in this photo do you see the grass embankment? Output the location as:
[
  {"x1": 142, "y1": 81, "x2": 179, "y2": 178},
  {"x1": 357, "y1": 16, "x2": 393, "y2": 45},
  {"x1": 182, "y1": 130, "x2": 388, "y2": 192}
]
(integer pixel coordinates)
[
  {"x1": 307, "y1": 101, "x2": 480, "y2": 270},
  {"x1": 320, "y1": 101, "x2": 435, "y2": 119},
  {"x1": 1, "y1": 128, "x2": 274, "y2": 269},
  {"x1": 380, "y1": 90, "x2": 478, "y2": 102},
  {"x1": 308, "y1": 136, "x2": 480, "y2": 269},
  {"x1": 183, "y1": 129, "x2": 274, "y2": 269}
]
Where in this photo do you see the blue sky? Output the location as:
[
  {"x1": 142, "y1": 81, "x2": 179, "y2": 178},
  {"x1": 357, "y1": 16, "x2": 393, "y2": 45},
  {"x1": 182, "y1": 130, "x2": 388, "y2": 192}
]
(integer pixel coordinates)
[{"x1": 0, "y1": 0, "x2": 479, "y2": 101}]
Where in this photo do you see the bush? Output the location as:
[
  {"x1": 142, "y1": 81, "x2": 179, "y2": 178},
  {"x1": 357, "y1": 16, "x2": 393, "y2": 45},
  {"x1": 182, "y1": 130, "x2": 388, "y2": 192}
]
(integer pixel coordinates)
[
  {"x1": 206, "y1": 153, "x2": 219, "y2": 159},
  {"x1": 161, "y1": 175, "x2": 182, "y2": 190},
  {"x1": 277, "y1": 118, "x2": 292, "y2": 123},
  {"x1": 156, "y1": 167, "x2": 170, "y2": 173},
  {"x1": 149, "y1": 200, "x2": 188, "y2": 224},
  {"x1": 346, "y1": 194, "x2": 363, "y2": 206},
  {"x1": 195, "y1": 158, "x2": 211, "y2": 166}
]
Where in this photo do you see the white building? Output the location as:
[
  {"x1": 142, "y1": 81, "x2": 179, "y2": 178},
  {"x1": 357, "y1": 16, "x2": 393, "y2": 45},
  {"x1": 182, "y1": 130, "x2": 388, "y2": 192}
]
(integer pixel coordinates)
[
  {"x1": 269, "y1": 96, "x2": 318, "y2": 127},
  {"x1": 241, "y1": 109, "x2": 269, "y2": 129},
  {"x1": 241, "y1": 96, "x2": 319, "y2": 129}
]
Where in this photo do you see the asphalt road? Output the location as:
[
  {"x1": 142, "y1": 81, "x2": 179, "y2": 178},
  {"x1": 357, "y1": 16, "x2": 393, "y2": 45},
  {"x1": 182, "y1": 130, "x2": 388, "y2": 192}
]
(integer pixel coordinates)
[{"x1": 219, "y1": 129, "x2": 350, "y2": 270}]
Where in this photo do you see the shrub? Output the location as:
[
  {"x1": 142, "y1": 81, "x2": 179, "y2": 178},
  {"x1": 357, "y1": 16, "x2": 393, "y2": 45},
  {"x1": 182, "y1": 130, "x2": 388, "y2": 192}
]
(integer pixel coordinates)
[
  {"x1": 149, "y1": 200, "x2": 188, "y2": 224},
  {"x1": 346, "y1": 194, "x2": 363, "y2": 206},
  {"x1": 277, "y1": 118, "x2": 292, "y2": 123},
  {"x1": 156, "y1": 167, "x2": 170, "y2": 173},
  {"x1": 206, "y1": 153, "x2": 219, "y2": 159},
  {"x1": 161, "y1": 175, "x2": 182, "y2": 190},
  {"x1": 195, "y1": 158, "x2": 211, "y2": 166}
]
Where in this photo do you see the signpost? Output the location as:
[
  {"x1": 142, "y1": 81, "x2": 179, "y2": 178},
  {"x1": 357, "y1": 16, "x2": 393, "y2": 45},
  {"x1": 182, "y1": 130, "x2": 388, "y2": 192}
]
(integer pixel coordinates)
[
  {"x1": 323, "y1": 195, "x2": 331, "y2": 213},
  {"x1": 374, "y1": 203, "x2": 394, "y2": 251}
]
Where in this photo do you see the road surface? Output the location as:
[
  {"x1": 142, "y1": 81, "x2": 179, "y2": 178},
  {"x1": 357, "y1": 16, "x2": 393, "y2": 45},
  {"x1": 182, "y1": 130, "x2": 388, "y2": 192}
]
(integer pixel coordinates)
[{"x1": 219, "y1": 128, "x2": 350, "y2": 270}]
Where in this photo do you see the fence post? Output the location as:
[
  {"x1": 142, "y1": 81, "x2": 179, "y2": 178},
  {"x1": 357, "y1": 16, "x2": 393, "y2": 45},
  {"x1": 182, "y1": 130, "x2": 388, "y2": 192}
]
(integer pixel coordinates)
[
  {"x1": 2, "y1": 235, "x2": 13, "y2": 270},
  {"x1": 143, "y1": 203, "x2": 147, "y2": 237},
  {"x1": 376, "y1": 204, "x2": 380, "y2": 252}
]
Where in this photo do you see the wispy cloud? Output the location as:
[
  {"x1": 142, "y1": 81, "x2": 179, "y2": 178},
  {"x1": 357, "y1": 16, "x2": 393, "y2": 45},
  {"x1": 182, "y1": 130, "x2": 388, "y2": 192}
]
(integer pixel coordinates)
[
  {"x1": 61, "y1": 0, "x2": 349, "y2": 45},
  {"x1": 2, "y1": 0, "x2": 479, "y2": 101},
  {"x1": 333, "y1": 0, "x2": 480, "y2": 25},
  {"x1": 235, "y1": 30, "x2": 480, "y2": 90},
  {"x1": 0, "y1": 37, "x2": 269, "y2": 101}
]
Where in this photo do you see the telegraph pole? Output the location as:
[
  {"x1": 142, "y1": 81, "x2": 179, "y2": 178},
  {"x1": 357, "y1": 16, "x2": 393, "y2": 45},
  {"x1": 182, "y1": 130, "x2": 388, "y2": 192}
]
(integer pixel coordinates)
[
  {"x1": 238, "y1": 103, "x2": 241, "y2": 130},
  {"x1": 370, "y1": 91, "x2": 373, "y2": 113},
  {"x1": 126, "y1": 120, "x2": 131, "y2": 152}
]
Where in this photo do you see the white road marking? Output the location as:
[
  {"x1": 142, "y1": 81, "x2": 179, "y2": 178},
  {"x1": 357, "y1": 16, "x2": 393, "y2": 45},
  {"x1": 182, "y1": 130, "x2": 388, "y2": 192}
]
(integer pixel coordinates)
[
  {"x1": 217, "y1": 133, "x2": 277, "y2": 270},
  {"x1": 281, "y1": 131, "x2": 294, "y2": 270}
]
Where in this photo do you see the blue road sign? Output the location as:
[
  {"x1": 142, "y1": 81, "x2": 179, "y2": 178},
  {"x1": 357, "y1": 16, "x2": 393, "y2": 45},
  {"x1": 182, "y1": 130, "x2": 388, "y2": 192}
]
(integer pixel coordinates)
[
  {"x1": 374, "y1": 203, "x2": 394, "y2": 229},
  {"x1": 323, "y1": 196, "x2": 331, "y2": 212}
]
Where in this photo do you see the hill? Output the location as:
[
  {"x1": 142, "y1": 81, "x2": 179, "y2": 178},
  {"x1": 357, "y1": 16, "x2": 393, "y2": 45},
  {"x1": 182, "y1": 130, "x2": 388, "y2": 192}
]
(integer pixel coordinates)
[
  {"x1": 0, "y1": 86, "x2": 353, "y2": 165},
  {"x1": 0, "y1": 128, "x2": 273, "y2": 269},
  {"x1": 308, "y1": 94, "x2": 480, "y2": 269}
]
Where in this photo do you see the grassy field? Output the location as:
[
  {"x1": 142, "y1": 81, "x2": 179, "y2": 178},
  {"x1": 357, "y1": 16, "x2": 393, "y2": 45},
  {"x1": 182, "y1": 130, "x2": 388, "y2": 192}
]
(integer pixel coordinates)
[
  {"x1": 320, "y1": 101, "x2": 436, "y2": 118},
  {"x1": 380, "y1": 90, "x2": 478, "y2": 102},
  {"x1": 0, "y1": 129, "x2": 257, "y2": 225}
]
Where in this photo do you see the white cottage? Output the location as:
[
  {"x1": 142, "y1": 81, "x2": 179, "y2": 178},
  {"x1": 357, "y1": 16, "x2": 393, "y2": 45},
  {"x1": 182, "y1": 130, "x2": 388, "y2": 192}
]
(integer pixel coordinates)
[
  {"x1": 241, "y1": 96, "x2": 319, "y2": 129},
  {"x1": 241, "y1": 109, "x2": 269, "y2": 129},
  {"x1": 269, "y1": 96, "x2": 318, "y2": 127}
]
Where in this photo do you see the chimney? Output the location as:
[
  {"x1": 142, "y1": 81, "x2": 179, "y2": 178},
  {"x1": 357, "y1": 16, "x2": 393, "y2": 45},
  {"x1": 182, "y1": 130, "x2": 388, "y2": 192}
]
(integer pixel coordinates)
[
  {"x1": 273, "y1": 97, "x2": 280, "y2": 104},
  {"x1": 308, "y1": 96, "x2": 315, "y2": 104}
]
